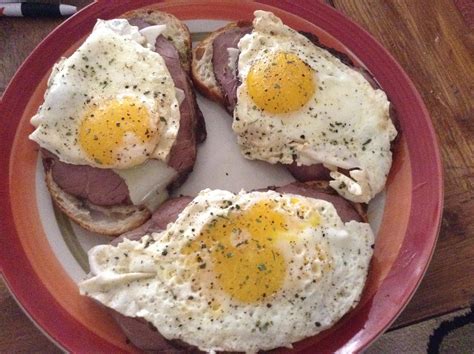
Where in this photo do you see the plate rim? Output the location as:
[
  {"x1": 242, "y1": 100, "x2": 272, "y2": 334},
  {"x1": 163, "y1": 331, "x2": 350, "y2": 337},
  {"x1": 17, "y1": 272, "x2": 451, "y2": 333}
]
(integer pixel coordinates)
[{"x1": 0, "y1": 0, "x2": 443, "y2": 352}]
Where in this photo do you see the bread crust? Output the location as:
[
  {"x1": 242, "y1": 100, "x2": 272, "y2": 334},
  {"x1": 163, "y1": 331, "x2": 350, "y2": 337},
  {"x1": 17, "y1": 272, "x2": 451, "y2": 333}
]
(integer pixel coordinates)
[
  {"x1": 45, "y1": 171, "x2": 151, "y2": 236},
  {"x1": 191, "y1": 21, "x2": 250, "y2": 105},
  {"x1": 120, "y1": 6, "x2": 192, "y2": 73}
]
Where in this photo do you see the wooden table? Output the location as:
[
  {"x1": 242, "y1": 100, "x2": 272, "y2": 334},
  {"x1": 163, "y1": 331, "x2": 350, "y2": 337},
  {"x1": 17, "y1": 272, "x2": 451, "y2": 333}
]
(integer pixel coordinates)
[{"x1": 0, "y1": 0, "x2": 472, "y2": 351}]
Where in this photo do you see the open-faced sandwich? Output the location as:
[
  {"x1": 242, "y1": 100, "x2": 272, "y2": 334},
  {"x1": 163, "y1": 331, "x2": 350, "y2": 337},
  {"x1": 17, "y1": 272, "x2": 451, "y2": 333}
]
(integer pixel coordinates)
[
  {"x1": 29, "y1": 9, "x2": 206, "y2": 235},
  {"x1": 192, "y1": 10, "x2": 398, "y2": 204},
  {"x1": 79, "y1": 181, "x2": 373, "y2": 352},
  {"x1": 45, "y1": 8, "x2": 389, "y2": 353}
]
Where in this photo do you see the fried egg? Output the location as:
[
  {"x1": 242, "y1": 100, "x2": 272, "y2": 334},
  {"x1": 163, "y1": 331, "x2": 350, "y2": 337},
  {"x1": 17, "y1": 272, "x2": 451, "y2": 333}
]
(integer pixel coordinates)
[
  {"x1": 234, "y1": 11, "x2": 397, "y2": 203},
  {"x1": 79, "y1": 189, "x2": 374, "y2": 353},
  {"x1": 30, "y1": 19, "x2": 180, "y2": 170}
]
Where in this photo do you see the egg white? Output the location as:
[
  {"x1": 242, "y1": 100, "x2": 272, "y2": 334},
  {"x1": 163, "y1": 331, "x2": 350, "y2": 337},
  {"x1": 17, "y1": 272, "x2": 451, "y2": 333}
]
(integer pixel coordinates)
[
  {"x1": 234, "y1": 11, "x2": 397, "y2": 203},
  {"x1": 29, "y1": 19, "x2": 180, "y2": 169},
  {"x1": 79, "y1": 189, "x2": 374, "y2": 353}
]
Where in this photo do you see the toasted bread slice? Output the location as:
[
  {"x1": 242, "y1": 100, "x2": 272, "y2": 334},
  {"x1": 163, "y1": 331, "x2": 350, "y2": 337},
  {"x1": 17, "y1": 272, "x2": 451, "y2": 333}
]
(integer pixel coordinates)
[
  {"x1": 192, "y1": 21, "x2": 250, "y2": 105},
  {"x1": 44, "y1": 9, "x2": 193, "y2": 236},
  {"x1": 45, "y1": 171, "x2": 151, "y2": 236},
  {"x1": 103, "y1": 180, "x2": 367, "y2": 351},
  {"x1": 121, "y1": 7, "x2": 192, "y2": 73}
]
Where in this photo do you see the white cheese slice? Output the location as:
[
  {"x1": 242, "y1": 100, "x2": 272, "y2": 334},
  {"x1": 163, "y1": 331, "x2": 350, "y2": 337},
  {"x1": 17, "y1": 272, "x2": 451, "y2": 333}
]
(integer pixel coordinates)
[
  {"x1": 139, "y1": 24, "x2": 167, "y2": 51},
  {"x1": 114, "y1": 159, "x2": 177, "y2": 210}
]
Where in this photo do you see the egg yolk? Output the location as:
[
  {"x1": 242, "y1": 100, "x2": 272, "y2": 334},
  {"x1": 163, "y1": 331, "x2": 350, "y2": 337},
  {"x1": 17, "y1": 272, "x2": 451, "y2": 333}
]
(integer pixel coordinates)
[
  {"x1": 184, "y1": 200, "x2": 320, "y2": 303},
  {"x1": 246, "y1": 52, "x2": 315, "y2": 114},
  {"x1": 78, "y1": 97, "x2": 157, "y2": 168}
]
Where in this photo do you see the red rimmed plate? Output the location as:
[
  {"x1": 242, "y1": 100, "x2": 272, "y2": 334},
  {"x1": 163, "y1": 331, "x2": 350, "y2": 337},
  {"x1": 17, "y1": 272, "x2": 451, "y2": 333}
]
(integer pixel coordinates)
[{"x1": 0, "y1": 0, "x2": 443, "y2": 353}]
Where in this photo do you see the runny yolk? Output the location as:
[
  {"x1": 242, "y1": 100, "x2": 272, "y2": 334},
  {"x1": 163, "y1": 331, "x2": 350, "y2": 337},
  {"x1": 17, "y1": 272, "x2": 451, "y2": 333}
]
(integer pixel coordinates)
[
  {"x1": 183, "y1": 200, "x2": 320, "y2": 303},
  {"x1": 78, "y1": 97, "x2": 157, "y2": 168},
  {"x1": 246, "y1": 52, "x2": 315, "y2": 114}
]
